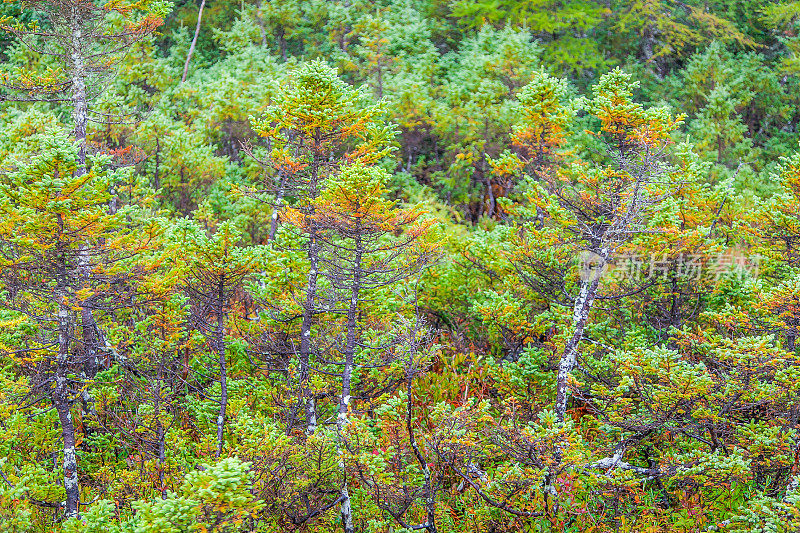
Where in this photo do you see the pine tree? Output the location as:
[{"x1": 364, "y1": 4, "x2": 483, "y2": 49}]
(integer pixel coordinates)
[
  {"x1": 174, "y1": 220, "x2": 255, "y2": 458},
  {"x1": 300, "y1": 161, "x2": 434, "y2": 532},
  {"x1": 0, "y1": 0, "x2": 170, "y2": 171},
  {"x1": 0, "y1": 131, "x2": 157, "y2": 517},
  {"x1": 247, "y1": 59, "x2": 394, "y2": 434}
]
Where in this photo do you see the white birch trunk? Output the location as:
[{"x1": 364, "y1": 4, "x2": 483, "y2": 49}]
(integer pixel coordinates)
[{"x1": 181, "y1": 0, "x2": 206, "y2": 83}]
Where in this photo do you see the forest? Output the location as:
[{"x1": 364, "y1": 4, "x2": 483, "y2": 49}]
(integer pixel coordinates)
[{"x1": 1, "y1": 0, "x2": 800, "y2": 531}]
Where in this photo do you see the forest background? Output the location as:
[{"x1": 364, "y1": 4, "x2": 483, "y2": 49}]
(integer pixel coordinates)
[{"x1": 2, "y1": 0, "x2": 800, "y2": 532}]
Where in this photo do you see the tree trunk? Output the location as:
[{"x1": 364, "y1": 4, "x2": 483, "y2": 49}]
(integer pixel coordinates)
[
  {"x1": 376, "y1": 58, "x2": 383, "y2": 99},
  {"x1": 70, "y1": 7, "x2": 87, "y2": 174},
  {"x1": 70, "y1": 15, "x2": 110, "y2": 438},
  {"x1": 78, "y1": 245, "x2": 103, "y2": 377},
  {"x1": 484, "y1": 172, "x2": 495, "y2": 219},
  {"x1": 157, "y1": 421, "x2": 166, "y2": 498},
  {"x1": 787, "y1": 317, "x2": 798, "y2": 353},
  {"x1": 337, "y1": 226, "x2": 362, "y2": 533},
  {"x1": 215, "y1": 276, "x2": 227, "y2": 459},
  {"x1": 154, "y1": 136, "x2": 161, "y2": 192},
  {"x1": 269, "y1": 169, "x2": 284, "y2": 242},
  {"x1": 294, "y1": 138, "x2": 323, "y2": 435},
  {"x1": 71, "y1": 8, "x2": 103, "y2": 393},
  {"x1": 294, "y1": 228, "x2": 319, "y2": 435},
  {"x1": 80, "y1": 307, "x2": 100, "y2": 377},
  {"x1": 641, "y1": 24, "x2": 654, "y2": 64},
  {"x1": 255, "y1": 0, "x2": 268, "y2": 47},
  {"x1": 277, "y1": 25, "x2": 287, "y2": 63},
  {"x1": 56, "y1": 324, "x2": 79, "y2": 519},
  {"x1": 155, "y1": 363, "x2": 167, "y2": 499},
  {"x1": 554, "y1": 274, "x2": 601, "y2": 423},
  {"x1": 55, "y1": 216, "x2": 79, "y2": 518},
  {"x1": 641, "y1": 22, "x2": 662, "y2": 78},
  {"x1": 481, "y1": 120, "x2": 494, "y2": 219},
  {"x1": 56, "y1": 398, "x2": 79, "y2": 519},
  {"x1": 181, "y1": 0, "x2": 206, "y2": 83}
]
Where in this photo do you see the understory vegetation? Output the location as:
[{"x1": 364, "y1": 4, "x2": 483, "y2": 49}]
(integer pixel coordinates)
[{"x1": 2, "y1": 0, "x2": 800, "y2": 531}]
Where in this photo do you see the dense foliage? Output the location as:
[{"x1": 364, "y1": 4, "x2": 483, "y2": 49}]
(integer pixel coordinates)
[{"x1": 2, "y1": 0, "x2": 800, "y2": 531}]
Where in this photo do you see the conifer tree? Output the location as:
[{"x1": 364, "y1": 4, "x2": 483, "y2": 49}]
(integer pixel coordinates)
[
  {"x1": 248, "y1": 60, "x2": 393, "y2": 434},
  {"x1": 511, "y1": 69, "x2": 575, "y2": 176},
  {"x1": 176, "y1": 220, "x2": 255, "y2": 458},
  {"x1": 688, "y1": 84, "x2": 753, "y2": 170},
  {"x1": 517, "y1": 69, "x2": 684, "y2": 422},
  {"x1": 0, "y1": 131, "x2": 156, "y2": 518},
  {"x1": 434, "y1": 26, "x2": 539, "y2": 221},
  {"x1": 300, "y1": 162, "x2": 434, "y2": 532},
  {"x1": 260, "y1": 0, "x2": 301, "y2": 61},
  {"x1": 0, "y1": 0, "x2": 170, "y2": 170},
  {"x1": 1, "y1": 0, "x2": 170, "y2": 386}
]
